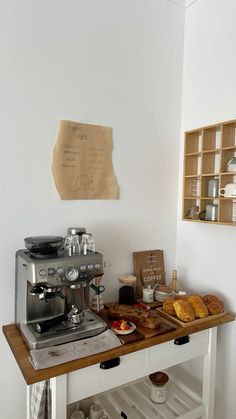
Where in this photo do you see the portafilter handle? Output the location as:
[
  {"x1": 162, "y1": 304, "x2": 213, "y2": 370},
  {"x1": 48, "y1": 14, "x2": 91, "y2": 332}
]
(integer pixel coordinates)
[{"x1": 29, "y1": 285, "x2": 64, "y2": 301}]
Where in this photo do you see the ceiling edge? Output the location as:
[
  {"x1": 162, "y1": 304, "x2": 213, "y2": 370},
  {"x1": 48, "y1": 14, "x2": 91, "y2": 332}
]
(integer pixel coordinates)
[
  {"x1": 185, "y1": 0, "x2": 198, "y2": 7},
  {"x1": 168, "y1": 0, "x2": 198, "y2": 8}
]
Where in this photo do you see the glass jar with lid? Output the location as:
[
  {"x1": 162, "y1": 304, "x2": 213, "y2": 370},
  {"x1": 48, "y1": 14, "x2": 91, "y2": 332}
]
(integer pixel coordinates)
[
  {"x1": 149, "y1": 371, "x2": 169, "y2": 404},
  {"x1": 118, "y1": 275, "x2": 137, "y2": 305}
]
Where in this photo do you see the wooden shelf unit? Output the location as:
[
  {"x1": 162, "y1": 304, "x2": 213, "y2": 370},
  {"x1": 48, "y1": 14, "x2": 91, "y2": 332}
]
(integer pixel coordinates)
[{"x1": 183, "y1": 119, "x2": 236, "y2": 225}]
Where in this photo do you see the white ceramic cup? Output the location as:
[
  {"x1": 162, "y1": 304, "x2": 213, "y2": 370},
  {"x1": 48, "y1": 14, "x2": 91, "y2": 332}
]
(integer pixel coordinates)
[
  {"x1": 142, "y1": 285, "x2": 154, "y2": 303},
  {"x1": 219, "y1": 183, "x2": 236, "y2": 197}
]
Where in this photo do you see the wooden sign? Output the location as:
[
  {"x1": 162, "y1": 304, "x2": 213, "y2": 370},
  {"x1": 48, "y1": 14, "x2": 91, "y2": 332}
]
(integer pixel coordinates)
[{"x1": 133, "y1": 249, "x2": 166, "y2": 299}]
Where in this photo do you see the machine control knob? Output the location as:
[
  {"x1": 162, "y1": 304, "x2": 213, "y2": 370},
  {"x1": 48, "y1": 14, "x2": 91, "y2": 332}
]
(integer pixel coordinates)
[
  {"x1": 80, "y1": 264, "x2": 87, "y2": 272},
  {"x1": 65, "y1": 267, "x2": 79, "y2": 282},
  {"x1": 56, "y1": 267, "x2": 64, "y2": 275},
  {"x1": 94, "y1": 263, "x2": 101, "y2": 270},
  {"x1": 39, "y1": 269, "x2": 46, "y2": 277},
  {"x1": 88, "y1": 264, "x2": 94, "y2": 270}
]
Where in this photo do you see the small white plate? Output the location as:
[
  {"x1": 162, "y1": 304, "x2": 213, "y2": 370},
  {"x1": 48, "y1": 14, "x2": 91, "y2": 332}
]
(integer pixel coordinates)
[{"x1": 112, "y1": 321, "x2": 136, "y2": 335}]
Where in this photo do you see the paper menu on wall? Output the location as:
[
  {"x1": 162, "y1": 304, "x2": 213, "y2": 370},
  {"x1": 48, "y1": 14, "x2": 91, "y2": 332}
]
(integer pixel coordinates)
[{"x1": 51, "y1": 120, "x2": 119, "y2": 200}]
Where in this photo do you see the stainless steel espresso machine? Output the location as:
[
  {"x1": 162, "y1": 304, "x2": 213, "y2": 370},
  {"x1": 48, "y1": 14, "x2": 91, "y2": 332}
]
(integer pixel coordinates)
[{"x1": 15, "y1": 234, "x2": 107, "y2": 349}]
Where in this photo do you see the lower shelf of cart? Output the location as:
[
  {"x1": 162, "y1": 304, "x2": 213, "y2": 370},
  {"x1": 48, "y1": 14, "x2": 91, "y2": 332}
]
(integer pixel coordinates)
[{"x1": 89, "y1": 376, "x2": 205, "y2": 419}]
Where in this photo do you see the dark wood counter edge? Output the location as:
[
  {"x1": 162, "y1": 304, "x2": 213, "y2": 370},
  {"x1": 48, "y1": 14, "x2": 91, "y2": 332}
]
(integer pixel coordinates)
[{"x1": 2, "y1": 312, "x2": 235, "y2": 385}]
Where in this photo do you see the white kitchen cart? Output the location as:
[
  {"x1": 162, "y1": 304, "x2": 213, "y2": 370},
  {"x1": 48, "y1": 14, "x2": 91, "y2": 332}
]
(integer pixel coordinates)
[{"x1": 3, "y1": 313, "x2": 235, "y2": 419}]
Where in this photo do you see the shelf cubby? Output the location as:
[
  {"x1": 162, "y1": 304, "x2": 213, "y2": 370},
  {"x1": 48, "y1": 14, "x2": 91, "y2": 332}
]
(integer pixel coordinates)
[
  {"x1": 221, "y1": 148, "x2": 236, "y2": 172},
  {"x1": 184, "y1": 154, "x2": 201, "y2": 176},
  {"x1": 219, "y1": 199, "x2": 236, "y2": 224},
  {"x1": 183, "y1": 198, "x2": 200, "y2": 219},
  {"x1": 202, "y1": 125, "x2": 221, "y2": 151},
  {"x1": 202, "y1": 152, "x2": 220, "y2": 175},
  {"x1": 185, "y1": 130, "x2": 202, "y2": 154},
  {"x1": 184, "y1": 176, "x2": 200, "y2": 198},
  {"x1": 201, "y1": 175, "x2": 219, "y2": 198},
  {"x1": 222, "y1": 121, "x2": 236, "y2": 148}
]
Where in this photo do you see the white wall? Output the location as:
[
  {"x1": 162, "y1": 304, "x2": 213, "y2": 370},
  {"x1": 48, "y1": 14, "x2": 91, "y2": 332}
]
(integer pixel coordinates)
[
  {"x1": 177, "y1": 1, "x2": 236, "y2": 418},
  {"x1": 0, "y1": 1, "x2": 184, "y2": 417}
]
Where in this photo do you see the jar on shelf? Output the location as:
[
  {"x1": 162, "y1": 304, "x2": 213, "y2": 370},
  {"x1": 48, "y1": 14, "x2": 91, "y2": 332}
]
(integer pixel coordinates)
[
  {"x1": 149, "y1": 371, "x2": 169, "y2": 404},
  {"x1": 207, "y1": 178, "x2": 219, "y2": 198},
  {"x1": 118, "y1": 275, "x2": 137, "y2": 305},
  {"x1": 206, "y1": 204, "x2": 218, "y2": 221}
]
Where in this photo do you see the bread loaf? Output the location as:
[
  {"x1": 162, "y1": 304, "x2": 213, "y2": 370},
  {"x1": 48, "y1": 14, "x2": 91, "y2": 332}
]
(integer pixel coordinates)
[
  {"x1": 173, "y1": 299, "x2": 195, "y2": 322},
  {"x1": 107, "y1": 303, "x2": 160, "y2": 329},
  {"x1": 187, "y1": 294, "x2": 208, "y2": 318}
]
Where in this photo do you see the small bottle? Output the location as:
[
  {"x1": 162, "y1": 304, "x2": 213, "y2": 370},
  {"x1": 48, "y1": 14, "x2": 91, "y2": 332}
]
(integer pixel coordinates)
[
  {"x1": 149, "y1": 371, "x2": 169, "y2": 404},
  {"x1": 171, "y1": 269, "x2": 179, "y2": 293}
]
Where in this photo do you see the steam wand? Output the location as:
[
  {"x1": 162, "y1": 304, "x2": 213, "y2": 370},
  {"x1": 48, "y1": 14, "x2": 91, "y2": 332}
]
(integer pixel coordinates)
[{"x1": 90, "y1": 277, "x2": 105, "y2": 312}]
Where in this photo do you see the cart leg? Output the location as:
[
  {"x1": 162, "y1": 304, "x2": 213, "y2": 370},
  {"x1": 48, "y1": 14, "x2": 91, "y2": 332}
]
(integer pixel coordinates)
[
  {"x1": 27, "y1": 385, "x2": 31, "y2": 419},
  {"x1": 26, "y1": 376, "x2": 67, "y2": 419},
  {"x1": 50, "y1": 375, "x2": 67, "y2": 419},
  {"x1": 202, "y1": 327, "x2": 217, "y2": 419}
]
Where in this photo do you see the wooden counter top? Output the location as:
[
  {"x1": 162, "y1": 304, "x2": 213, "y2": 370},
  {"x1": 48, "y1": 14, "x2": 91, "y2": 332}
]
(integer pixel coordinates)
[{"x1": 2, "y1": 312, "x2": 235, "y2": 385}]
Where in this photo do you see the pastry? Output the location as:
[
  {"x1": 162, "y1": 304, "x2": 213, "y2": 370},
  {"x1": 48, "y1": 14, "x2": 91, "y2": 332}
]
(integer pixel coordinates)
[
  {"x1": 174, "y1": 294, "x2": 188, "y2": 301},
  {"x1": 162, "y1": 298, "x2": 176, "y2": 316},
  {"x1": 202, "y1": 295, "x2": 224, "y2": 315},
  {"x1": 206, "y1": 301, "x2": 224, "y2": 315},
  {"x1": 173, "y1": 299, "x2": 195, "y2": 322},
  {"x1": 187, "y1": 294, "x2": 208, "y2": 318},
  {"x1": 202, "y1": 295, "x2": 224, "y2": 311}
]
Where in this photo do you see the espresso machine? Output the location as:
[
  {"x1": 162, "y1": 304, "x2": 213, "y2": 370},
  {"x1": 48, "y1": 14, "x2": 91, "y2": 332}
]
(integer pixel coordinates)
[{"x1": 15, "y1": 233, "x2": 107, "y2": 349}]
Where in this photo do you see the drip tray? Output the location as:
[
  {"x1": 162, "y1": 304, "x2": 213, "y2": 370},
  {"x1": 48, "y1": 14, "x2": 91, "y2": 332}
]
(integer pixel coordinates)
[{"x1": 24, "y1": 310, "x2": 107, "y2": 349}]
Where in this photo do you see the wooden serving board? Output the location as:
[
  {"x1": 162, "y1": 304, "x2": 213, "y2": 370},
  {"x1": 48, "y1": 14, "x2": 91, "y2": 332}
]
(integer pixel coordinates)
[
  {"x1": 102, "y1": 306, "x2": 176, "y2": 341},
  {"x1": 107, "y1": 316, "x2": 176, "y2": 340},
  {"x1": 135, "y1": 299, "x2": 163, "y2": 309},
  {"x1": 136, "y1": 316, "x2": 176, "y2": 338},
  {"x1": 117, "y1": 330, "x2": 144, "y2": 345},
  {"x1": 156, "y1": 308, "x2": 226, "y2": 327}
]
